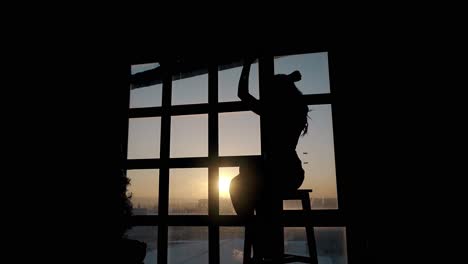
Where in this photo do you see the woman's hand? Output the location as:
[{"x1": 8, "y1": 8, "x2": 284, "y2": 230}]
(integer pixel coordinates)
[
  {"x1": 289, "y1": 70, "x2": 302, "y2": 82},
  {"x1": 238, "y1": 56, "x2": 261, "y2": 114}
]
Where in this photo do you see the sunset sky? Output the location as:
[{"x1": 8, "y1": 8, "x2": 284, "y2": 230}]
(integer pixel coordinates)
[{"x1": 126, "y1": 52, "x2": 337, "y2": 211}]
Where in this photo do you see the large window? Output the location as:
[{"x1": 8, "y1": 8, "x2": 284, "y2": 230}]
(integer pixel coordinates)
[{"x1": 125, "y1": 52, "x2": 347, "y2": 263}]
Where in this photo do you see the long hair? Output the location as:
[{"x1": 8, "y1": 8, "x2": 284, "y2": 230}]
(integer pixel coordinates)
[{"x1": 270, "y1": 73, "x2": 310, "y2": 136}]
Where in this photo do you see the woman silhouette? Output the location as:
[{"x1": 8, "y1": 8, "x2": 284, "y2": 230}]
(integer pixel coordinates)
[{"x1": 229, "y1": 57, "x2": 309, "y2": 260}]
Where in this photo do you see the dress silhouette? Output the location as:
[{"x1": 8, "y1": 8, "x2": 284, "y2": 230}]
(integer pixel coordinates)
[{"x1": 229, "y1": 57, "x2": 309, "y2": 262}]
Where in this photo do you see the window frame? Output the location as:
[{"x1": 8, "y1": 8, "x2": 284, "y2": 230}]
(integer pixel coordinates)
[{"x1": 124, "y1": 51, "x2": 348, "y2": 264}]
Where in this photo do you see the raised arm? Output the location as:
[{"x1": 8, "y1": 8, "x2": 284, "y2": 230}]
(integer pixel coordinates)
[{"x1": 238, "y1": 58, "x2": 261, "y2": 114}]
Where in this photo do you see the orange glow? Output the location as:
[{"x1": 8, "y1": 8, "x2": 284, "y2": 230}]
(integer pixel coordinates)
[{"x1": 218, "y1": 175, "x2": 231, "y2": 198}]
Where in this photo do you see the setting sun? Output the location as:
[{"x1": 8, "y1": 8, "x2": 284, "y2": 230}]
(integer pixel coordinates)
[
  {"x1": 218, "y1": 167, "x2": 239, "y2": 198},
  {"x1": 219, "y1": 176, "x2": 231, "y2": 198}
]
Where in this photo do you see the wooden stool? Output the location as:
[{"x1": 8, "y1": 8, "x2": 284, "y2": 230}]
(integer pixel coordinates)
[{"x1": 243, "y1": 189, "x2": 318, "y2": 263}]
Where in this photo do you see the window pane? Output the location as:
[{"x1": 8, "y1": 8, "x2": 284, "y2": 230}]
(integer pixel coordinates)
[
  {"x1": 131, "y1": 63, "x2": 160, "y2": 75},
  {"x1": 169, "y1": 168, "x2": 208, "y2": 215},
  {"x1": 125, "y1": 226, "x2": 158, "y2": 264},
  {"x1": 171, "y1": 114, "x2": 208, "y2": 158},
  {"x1": 128, "y1": 117, "x2": 161, "y2": 159},
  {"x1": 172, "y1": 71, "x2": 208, "y2": 105},
  {"x1": 316, "y1": 227, "x2": 347, "y2": 264},
  {"x1": 296, "y1": 104, "x2": 338, "y2": 209},
  {"x1": 283, "y1": 199, "x2": 304, "y2": 211},
  {"x1": 219, "y1": 111, "x2": 261, "y2": 156},
  {"x1": 168, "y1": 227, "x2": 208, "y2": 264},
  {"x1": 219, "y1": 167, "x2": 239, "y2": 215},
  {"x1": 284, "y1": 227, "x2": 347, "y2": 263},
  {"x1": 284, "y1": 227, "x2": 309, "y2": 257},
  {"x1": 127, "y1": 169, "x2": 159, "y2": 215},
  {"x1": 274, "y1": 52, "x2": 330, "y2": 95},
  {"x1": 218, "y1": 61, "x2": 259, "y2": 102},
  {"x1": 130, "y1": 63, "x2": 162, "y2": 108},
  {"x1": 130, "y1": 84, "x2": 162, "y2": 108},
  {"x1": 220, "y1": 227, "x2": 245, "y2": 264}
]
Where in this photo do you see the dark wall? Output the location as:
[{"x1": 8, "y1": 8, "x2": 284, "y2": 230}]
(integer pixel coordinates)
[{"x1": 38, "y1": 35, "x2": 386, "y2": 263}]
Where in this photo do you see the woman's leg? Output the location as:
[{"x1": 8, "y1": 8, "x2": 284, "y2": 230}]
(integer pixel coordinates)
[
  {"x1": 229, "y1": 173, "x2": 256, "y2": 217},
  {"x1": 230, "y1": 173, "x2": 259, "y2": 261},
  {"x1": 256, "y1": 186, "x2": 283, "y2": 261}
]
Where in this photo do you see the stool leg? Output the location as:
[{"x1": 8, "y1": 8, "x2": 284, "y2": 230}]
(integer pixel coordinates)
[
  {"x1": 302, "y1": 195, "x2": 318, "y2": 264},
  {"x1": 305, "y1": 225, "x2": 318, "y2": 264}
]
